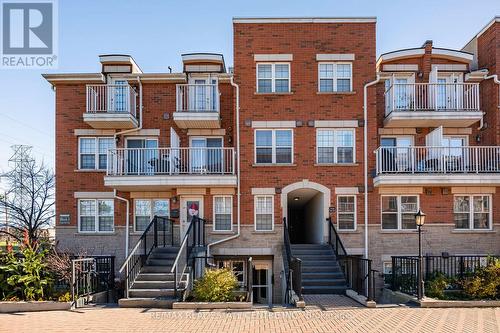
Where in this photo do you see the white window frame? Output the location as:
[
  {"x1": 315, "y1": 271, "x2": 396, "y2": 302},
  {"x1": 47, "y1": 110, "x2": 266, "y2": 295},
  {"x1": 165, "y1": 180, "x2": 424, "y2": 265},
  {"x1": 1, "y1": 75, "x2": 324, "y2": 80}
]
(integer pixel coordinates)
[
  {"x1": 318, "y1": 62, "x2": 353, "y2": 92},
  {"x1": 254, "y1": 129, "x2": 294, "y2": 164},
  {"x1": 78, "y1": 137, "x2": 115, "y2": 170},
  {"x1": 133, "y1": 198, "x2": 170, "y2": 232},
  {"x1": 453, "y1": 194, "x2": 492, "y2": 230},
  {"x1": 254, "y1": 195, "x2": 274, "y2": 231},
  {"x1": 256, "y1": 62, "x2": 291, "y2": 93},
  {"x1": 337, "y1": 195, "x2": 356, "y2": 231},
  {"x1": 316, "y1": 128, "x2": 356, "y2": 164},
  {"x1": 217, "y1": 259, "x2": 246, "y2": 288},
  {"x1": 77, "y1": 199, "x2": 114, "y2": 233},
  {"x1": 213, "y1": 195, "x2": 233, "y2": 232},
  {"x1": 380, "y1": 195, "x2": 419, "y2": 230}
]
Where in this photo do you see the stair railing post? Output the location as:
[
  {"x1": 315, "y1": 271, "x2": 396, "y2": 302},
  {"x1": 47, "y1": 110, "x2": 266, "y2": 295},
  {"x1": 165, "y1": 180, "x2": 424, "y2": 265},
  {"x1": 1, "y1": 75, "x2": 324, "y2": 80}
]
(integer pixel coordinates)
[
  {"x1": 171, "y1": 219, "x2": 174, "y2": 246},
  {"x1": 154, "y1": 217, "x2": 158, "y2": 248},
  {"x1": 174, "y1": 265, "x2": 178, "y2": 299},
  {"x1": 367, "y1": 260, "x2": 373, "y2": 301}
]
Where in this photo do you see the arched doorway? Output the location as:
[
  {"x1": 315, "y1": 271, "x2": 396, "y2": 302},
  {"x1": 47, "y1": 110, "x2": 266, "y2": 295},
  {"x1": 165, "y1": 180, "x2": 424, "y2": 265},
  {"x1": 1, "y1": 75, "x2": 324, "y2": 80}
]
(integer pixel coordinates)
[{"x1": 281, "y1": 180, "x2": 330, "y2": 244}]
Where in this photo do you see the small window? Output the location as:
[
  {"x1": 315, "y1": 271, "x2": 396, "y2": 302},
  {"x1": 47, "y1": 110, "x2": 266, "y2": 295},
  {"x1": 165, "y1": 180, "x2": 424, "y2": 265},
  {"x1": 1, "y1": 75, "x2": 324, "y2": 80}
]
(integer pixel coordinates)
[
  {"x1": 381, "y1": 195, "x2": 418, "y2": 230},
  {"x1": 383, "y1": 262, "x2": 392, "y2": 285},
  {"x1": 255, "y1": 195, "x2": 274, "y2": 231},
  {"x1": 316, "y1": 129, "x2": 354, "y2": 164},
  {"x1": 134, "y1": 199, "x2": 170, "y2": 232},
  {"x1": 454, "y1": 195, "x2": 491, "y2": 230},
  {"x1": 79, "y1": 199, "x2": 114, "y2": 233},
  {"x1": 257, "y1": 63, "x2": 290, "y2": 93},
  {"x1": 318, "y1": 63, "x2": 352, "y2": 92},
  {"x1": 214, "y1": 196, "x2": 232, "y2": 231},
  {"x1": 217, "y1": 260, "x2": 246, "y2": 287},
  {"x1": 255, "y1": 129, "x2": 293, "y2": 164},
  {"x1": 337, "y1": 196, "x2": 356, "y2": 230},
  {"x1": 79, "y1": 137, "x2": 114, "y2": 170}
]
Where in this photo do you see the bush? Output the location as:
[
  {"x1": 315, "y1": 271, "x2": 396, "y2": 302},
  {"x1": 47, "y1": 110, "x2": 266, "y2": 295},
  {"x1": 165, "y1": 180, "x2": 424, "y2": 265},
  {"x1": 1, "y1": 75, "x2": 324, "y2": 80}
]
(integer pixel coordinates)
[
  {"x1": 462, "y1": 258, "x2": 500, "y2": 300},
  {"x1": 192, "y1": 268, "x2": 238, "y2": 302},
  {"x1": 425, "y1": 272, "x2": 449, "y2": 299}
]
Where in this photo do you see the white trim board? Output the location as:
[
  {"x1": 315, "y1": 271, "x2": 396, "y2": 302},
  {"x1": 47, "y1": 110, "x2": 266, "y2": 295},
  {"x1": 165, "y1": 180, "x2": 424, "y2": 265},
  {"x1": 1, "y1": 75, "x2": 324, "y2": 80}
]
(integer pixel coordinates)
[
  {"x1": 314, "y1": 120, "x2": 358, "y2": 128},
  {"x1": 316, "y1": 54, "x2": 355, "y2": 61},
  {"x1": 251, "y1": 121, "x2": 296, "y2": 128},
  {"x1": 254, "y1": 54, "x2": 293, "y2": 61}
]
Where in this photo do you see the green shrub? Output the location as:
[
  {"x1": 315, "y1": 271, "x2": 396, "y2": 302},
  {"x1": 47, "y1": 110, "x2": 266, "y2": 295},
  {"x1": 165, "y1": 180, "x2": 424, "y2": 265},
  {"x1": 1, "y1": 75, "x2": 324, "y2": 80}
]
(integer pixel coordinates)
[
  {"x1": 193, "y1": 268, "x2": 238, "y2": 302},
  {"x1": 425, "y1": 272, "x2": 449, "y2": 299},
  {"x1": 462, "y1": 258, "x2": 500, "y2": 300}
]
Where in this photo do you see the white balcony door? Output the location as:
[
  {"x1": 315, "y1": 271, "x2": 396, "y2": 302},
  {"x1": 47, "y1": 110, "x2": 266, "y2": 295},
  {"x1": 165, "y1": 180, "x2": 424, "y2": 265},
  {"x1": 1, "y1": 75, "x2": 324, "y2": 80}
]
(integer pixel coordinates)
[
  {"x1": 425, "y1": 126, "x2": 444, "y2": 171},
  {"x1": 110, "y1": 79, "x2": 127, "y2": 112},
  {"x1": 188, "y1": 77, "x2": 217, "y2": 112},
  {"x1": 394, "y1": 78, "x2": 409, "y2": 109},
  {"x1": 180, "y1": 196, "x2": 203, "y2": 240},
  {"x1": 189, "y1": 137, "x2": 223, "y2": 173},
  {"x1": 170, "y1": 128, "x2": 180, "y2": 174},
  {"x1": 126, "y1": 138, "x2": 158, "y2": 175},
  {"x1": 437, "y1": 74, "x2": 463, "y2": 110},
  {"x1": 443, "y1": 136, "x2": 467, "y2": 172},
  {"x1": 381, "y1": 137, "x2": 413, "y2": 172}
]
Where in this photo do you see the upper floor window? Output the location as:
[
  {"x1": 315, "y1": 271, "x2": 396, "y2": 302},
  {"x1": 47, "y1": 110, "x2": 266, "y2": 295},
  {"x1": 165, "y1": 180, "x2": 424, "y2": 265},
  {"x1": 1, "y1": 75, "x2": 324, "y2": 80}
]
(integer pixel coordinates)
[
  {"x1": 255, "y1": 129, "x2": 293, "y2": 164},
  {"x1": 78, "y1": 199, "x2": 114, "y2": 233},
  {"x1": 381, "y1": 195, "x2": 418, "y2": 230},
  {"x1": 257, "y1": 63, "x2": 290, "y2": 93},
  {"x1": 318, "y1": 63, "x2": 352, "y2": 92},
  {"x1": 79, "y1": 137, "x2": 115, "y2": 170},
  {"x1": 213, "y1": 196, "x2": 233, "y2": 231},
  {"x1": 316, "y1": 129, "x2": 355, "y2": 164},
  {"x1": 454, "y1": 195, "x2": 491, "y2": 230}
]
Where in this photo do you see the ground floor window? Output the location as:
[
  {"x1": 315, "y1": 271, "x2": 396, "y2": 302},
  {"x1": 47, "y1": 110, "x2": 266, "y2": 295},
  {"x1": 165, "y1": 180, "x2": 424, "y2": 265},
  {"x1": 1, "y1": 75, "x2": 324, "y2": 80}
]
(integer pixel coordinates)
[
  {"x1": 337, "y1": 195, "x2": 356, "y2": 230},
  {"x1": 381, "y1": 195, "x2": 418, "y2": 230},
  {"x1": 134, "y1": 199, "x2": 170, "y2": 232},
  {"x1": 254, "y1": 195, "x2": 274, "y2": 231},
  {"x1": 213, "y1": 196, "x2": 233, "y2": 231},
  {"x1": 216, "y1": 259, "x2": 246, "y2": 288},
  {"x1": 383, "y1": 262, "x2": 392, "y2": 285},
  {"x1": 78, "y1": 199, "x2": 114, "y2": 232},
  {"x1": 454, "y1": 195, "x2": 491, "y2": 230}
]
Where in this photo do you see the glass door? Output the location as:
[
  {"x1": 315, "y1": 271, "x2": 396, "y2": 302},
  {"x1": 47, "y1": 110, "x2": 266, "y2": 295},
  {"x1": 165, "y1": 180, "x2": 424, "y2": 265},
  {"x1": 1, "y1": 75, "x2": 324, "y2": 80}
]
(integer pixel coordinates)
[
  {"x1": 252, "y1": 261, "x2": 272, "y2": 306},
  {"x1": 394, "y1": 78, "x2": 409, "y2": 109},
  {"x1": 111, "y1": 79, "x2": 127, "y2": 112},
  {"x1": 126, "y1": 139, "x2": 158, "y2": 175},
  {"x1": 443, "y1": 136, "x2": 467, "y2": 172},
  {"x1": 381, "y1": 137, "x2": 412, "y2": 172},
  {"x1": 189, "y1": 138, "x2": 223, "y2": 173}
]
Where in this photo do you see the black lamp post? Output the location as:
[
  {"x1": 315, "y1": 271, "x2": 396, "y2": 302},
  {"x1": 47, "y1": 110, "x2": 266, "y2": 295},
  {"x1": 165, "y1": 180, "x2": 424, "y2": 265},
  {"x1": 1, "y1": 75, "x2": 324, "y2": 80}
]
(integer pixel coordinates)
[{"x1": 415, "y1": 209, "x2": 426, "y2": 300}]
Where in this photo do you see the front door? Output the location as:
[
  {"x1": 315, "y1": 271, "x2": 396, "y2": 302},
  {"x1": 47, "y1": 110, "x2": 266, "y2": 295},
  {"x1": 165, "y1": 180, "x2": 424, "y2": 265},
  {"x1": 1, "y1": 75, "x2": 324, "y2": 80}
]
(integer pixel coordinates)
[
  {"x1": 252, "y1": 261, "x2": 273, "y2": 306},
  {"x1": 180, "y1": 196, "x2": 204, "y2": 239}
]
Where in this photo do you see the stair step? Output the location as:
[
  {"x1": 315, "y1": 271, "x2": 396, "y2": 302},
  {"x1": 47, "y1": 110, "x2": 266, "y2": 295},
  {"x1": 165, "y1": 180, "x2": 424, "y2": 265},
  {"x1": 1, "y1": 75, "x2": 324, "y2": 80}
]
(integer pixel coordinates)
[
  {"x1": 292, "y1": 250, "x2": 334, "y2": 255},
  {"x1": 302, "y1": 278, "x2": 346, "y2": 287},
  {"x1": 132, "y1": 280, "x2": 185, "y2": 289},
  {"x1": 141, "y1": 266, "x2": 173, "y2": 273},
  {"x1": 128, "y1": 288, "x2": 178, "y2": 298},
  {"x1": 302, "y1": 285, "x2": 347, "y2": 295},
  {"x1": 153, "y1": 247, "x2": 180, "y2": 253},
  {"x1": 301, "y1": 266, "x2": 342, "y2": 273},
  {"x1": 119, "y1": 297, "x2": 176, "y2": 308},
  {"x1": 296, "y1": 254, "x2": 336, "y2": 260},
  {"x1": 302, "y1": 272, "x2": 344, "y2": 279},
  {"x1": 301, "y1": 260, "x2": 339, "y2": 267},
  {"x1": 135, "y1": 273, "x2": 188, "y2": 281},
  {"x1": 149, "y1": 252, "x2": 178, "y2": 260},
  {"x1": 147, "y1": 258, "x2": 175, "y2": 266}
]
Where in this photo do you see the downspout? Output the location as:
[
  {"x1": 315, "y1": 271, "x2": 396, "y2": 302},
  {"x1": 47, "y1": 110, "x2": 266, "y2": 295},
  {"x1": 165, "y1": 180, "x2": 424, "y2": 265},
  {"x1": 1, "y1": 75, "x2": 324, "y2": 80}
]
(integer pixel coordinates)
[
  {"x1": 113, "y1": 76, "x2": 143, "y2": 258},
  {"x1": 206, "y1": 75, "x2": 241, "y2": 257},
  {"x1": 363, "y1": 74, "x2": 380, "y2": 260}
]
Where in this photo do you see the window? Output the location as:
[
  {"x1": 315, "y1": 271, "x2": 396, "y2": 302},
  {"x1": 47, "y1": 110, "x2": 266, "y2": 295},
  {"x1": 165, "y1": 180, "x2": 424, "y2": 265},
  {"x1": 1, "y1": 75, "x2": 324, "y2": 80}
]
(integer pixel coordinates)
[
  {"x1": 79, "y1": 137, "x2": 115, "y2": 170},
  {"x1": 316, "y1": 129, "x2": 354, "y2": 164},
  {"x1": 217, "y1": 260, "x2": 246, "y2": 287},
  {"x1": 383, "y1": 262, "x2": 392, "y2": 285},
  {"x1": 318, "y1": 63, "x2": 352, "y2": 92},
  {"x1": 78, "y1": 199, "x2": 114, "y2": 233},
  {"x1": 337, "y1": 196, "x2": 356, "y2": 230},
  {"x1": 381, "y1": 195, "x2": 418, "y2": 230},
  {"x1": 214, "y1": 196, "x2": 232, "y2": 231},
  {"x1": 134, "y1": 199, "x2": 170, "y2": 232},
  {"x1": 257, "y1": 63, "x2": 290, "y2": 93},
  {"x1": 454, "y1": 195, "x2": 491, "y2": 230},
  {"x1": 255, "y1": 195, "x2": 274, "y2": 231},
  {"x1": 255, "y1": 129, "x2": 293, "y2": 164}
]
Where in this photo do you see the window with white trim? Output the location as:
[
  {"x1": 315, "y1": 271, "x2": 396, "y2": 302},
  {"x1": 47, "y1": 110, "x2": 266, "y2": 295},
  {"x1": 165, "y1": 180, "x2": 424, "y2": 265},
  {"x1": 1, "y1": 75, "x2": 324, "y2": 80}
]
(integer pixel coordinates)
[
  {"x1": 316, "y1": 129, "x2": 355, "y2": 164},
  {"x1": 337, "y1": 195, "x2": 356, "y2": 230},
  {"x1": 318, "y1": 63, "x2": 352, "y2": 92},
  {"x1": 217, "y1": 260, "x2": 246, "y2": 288},
  {"x1": 454, "y1": 195, "x2": 491, "y2": 230},
  {"x1": 79, "y1": 199, "x2": 114, "y2": 232},
  {"x1": 257, "y1": 63, "x2": 290, "y2": 93},
  {"x1": 134, "y1": 199, "x2": 170, "y2": 232},
  {"x1": 255, "y1": 195, "x2": 274, "y2": 231},
  {"x1": 79, "y1": 137, "x2": 115, "y2": 170},
  {"x1": 381, "y1": 195, "x2": 418, "y2": 230},
  {"x1": 214, "y1": 196, "x2": 233, "y2": 231},
  {"x1": 255, "y1": 129, "x2": 293, "y2": 164}
]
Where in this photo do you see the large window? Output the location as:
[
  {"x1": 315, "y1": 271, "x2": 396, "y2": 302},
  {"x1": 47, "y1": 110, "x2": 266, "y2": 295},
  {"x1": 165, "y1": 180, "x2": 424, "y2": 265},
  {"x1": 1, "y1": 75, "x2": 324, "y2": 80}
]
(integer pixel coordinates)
[
  {"x1": 454, "y1": 195, "x2": 491, "y2": 230},
  {"x1": 257, "y1": 63, "x2": 290, "y2": 93},
  {"x1": 255, "y1": 129, "x2": 293, "y2": 164},
  {"x1": 337, "y1": 196, "x2": 356, "y2": 230},
  {"x1": 78, "y1": 199, "x2": 114, "y2": 233},
  {"x1": 316, "y1": 129, "x2": 355, "y2": 164},
  {"x1": 254, "y1": 195, "x2": 274, "y2": 231},
  {"x1": 381, "y1": 195, "x2": 418, "y2": 230},
  {"x1": 318, "y1": 63, "x2": 352, "y2": 92},
  {"x1": 79, "y1": 137, "x2": 115, "y2": 170},
  {"x1": 213, "y1": 196, "x2": 233, "y2": 231},
  {"x1": 134, "y1": 199, "x2": 170, "y2": 232}
]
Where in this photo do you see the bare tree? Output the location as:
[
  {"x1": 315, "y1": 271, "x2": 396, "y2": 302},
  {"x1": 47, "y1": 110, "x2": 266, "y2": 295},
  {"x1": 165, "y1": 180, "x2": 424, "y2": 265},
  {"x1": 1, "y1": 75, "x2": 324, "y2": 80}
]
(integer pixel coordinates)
[{"x1": 0, "y1": 146, "x2": 55, "y2": 245}]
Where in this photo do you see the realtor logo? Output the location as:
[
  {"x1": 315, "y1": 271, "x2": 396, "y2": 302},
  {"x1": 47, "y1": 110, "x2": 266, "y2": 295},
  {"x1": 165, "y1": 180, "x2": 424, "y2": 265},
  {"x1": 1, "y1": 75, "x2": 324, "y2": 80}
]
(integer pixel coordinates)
[{"x1": 1, "y1": 0, "x2": 58, "y2": 68}]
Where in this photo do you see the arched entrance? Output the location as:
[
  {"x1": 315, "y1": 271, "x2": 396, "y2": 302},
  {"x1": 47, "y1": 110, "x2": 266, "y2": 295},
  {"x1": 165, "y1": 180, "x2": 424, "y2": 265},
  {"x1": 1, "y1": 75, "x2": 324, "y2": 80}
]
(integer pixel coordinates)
[{"x1": 281, "y1": 180, "x2": 330, "y2": 244}]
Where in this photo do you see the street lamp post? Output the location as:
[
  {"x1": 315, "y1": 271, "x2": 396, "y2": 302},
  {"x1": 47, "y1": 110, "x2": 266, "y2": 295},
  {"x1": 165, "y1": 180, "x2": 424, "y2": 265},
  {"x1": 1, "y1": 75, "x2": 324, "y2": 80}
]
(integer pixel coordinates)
[{"x1": 415, "y1": 209, "x2": 426, "y2": 300}]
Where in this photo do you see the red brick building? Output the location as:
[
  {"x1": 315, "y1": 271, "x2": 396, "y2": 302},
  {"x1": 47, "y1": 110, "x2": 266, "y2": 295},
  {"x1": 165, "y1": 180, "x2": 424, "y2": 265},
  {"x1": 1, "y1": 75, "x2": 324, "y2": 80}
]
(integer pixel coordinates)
[{"x1": 43, "y1": 16, "x2": 500, "y2": 307}]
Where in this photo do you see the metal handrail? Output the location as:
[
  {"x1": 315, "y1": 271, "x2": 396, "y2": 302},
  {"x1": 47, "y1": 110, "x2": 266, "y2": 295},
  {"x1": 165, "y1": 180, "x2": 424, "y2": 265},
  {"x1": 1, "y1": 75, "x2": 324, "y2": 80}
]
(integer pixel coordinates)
[{"x1": 283, "y1": 217, "x2": 302, "y2": 303}]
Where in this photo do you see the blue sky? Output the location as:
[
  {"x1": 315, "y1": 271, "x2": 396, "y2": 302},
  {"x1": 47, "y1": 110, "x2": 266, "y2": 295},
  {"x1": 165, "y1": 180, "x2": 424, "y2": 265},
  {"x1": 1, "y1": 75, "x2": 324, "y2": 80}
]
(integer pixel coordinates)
[{"x1": 0, "y1": 0, "x2": 499, "y2": 181}]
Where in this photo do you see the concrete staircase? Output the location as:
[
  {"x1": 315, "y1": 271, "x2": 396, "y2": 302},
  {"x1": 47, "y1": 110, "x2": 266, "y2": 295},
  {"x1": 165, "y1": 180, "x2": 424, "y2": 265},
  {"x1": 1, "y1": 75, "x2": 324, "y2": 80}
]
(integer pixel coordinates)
[
  {"x1": 291, "y1": 244, "x2": 347, "y2": 295},
  {"x1": 119, "y1": 246, "x2": 188, "y2": 308}
]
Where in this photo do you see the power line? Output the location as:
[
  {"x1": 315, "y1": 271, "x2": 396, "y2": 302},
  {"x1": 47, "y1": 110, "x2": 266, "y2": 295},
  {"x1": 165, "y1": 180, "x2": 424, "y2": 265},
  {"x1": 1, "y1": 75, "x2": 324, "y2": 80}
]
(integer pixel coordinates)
[{"x1": 0, "y1": 111, "x2": 53, "y2": 138}]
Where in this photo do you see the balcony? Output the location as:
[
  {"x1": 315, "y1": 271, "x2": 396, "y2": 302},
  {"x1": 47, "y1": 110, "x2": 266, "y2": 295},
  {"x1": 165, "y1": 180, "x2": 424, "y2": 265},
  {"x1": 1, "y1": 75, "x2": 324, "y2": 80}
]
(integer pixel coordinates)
[
  {"x1": 374, "y1": 146, "x2": 500, "y2": 186},
  {"x1": 84, "y1": 84, "x2": 138, "y2": 129},
  {"x1": 173, "y1": 84, "x2": 221, "y2": 129},
  {"x1": 104, "y1": 147, "x2": 236, "y2": 190},
  {"x1": 384, "y1": 83, "x2": 482, "y2": 127}
]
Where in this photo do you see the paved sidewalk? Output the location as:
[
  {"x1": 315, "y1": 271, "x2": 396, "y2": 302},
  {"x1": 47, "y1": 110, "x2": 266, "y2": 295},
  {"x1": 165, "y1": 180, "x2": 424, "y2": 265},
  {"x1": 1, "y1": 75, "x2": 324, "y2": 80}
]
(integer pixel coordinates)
[{"x1": 1, "y1": 305, "x2": 499, "y2": 333}]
